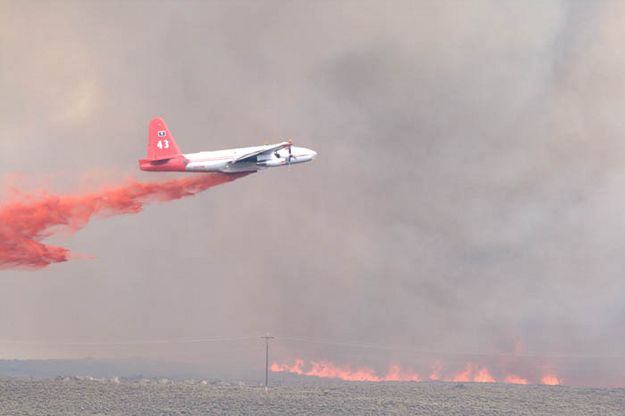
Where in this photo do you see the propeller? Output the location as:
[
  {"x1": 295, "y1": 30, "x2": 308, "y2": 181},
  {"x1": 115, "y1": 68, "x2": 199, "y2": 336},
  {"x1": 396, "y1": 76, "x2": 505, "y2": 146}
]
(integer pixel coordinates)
[{"x1": 287, "y1": 139, "x2": 295, "y2": 164}]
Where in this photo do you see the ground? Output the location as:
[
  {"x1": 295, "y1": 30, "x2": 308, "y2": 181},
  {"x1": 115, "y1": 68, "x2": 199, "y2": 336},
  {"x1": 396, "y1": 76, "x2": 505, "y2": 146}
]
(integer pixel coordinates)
[{"x1": 1, "y1": 378, "x2": 624, "y2": 415}]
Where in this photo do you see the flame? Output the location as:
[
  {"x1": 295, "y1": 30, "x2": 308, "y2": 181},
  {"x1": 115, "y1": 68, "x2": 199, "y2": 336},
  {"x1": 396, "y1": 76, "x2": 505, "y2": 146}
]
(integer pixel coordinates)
[
  {"x1": 272, "y1": 360, "x2": 420, "y2": 382},
  {"x1": 384, "y1": 365, "x2": 421, "y2": 382},
  {"x1": 429, "y1": 362, "x2": 442, "y2": 381},
  {"x1": 540, "y1": 375, "x2": 562, "y2": 386},
  {"x1": 473, "y1": 367, "x2": 496, "y2": 383},
  {"x1": 271, "y1": 359, "x2": 305, "y2": 375},
  {"x1": 307, "y1": 361, "x2": 383, "y2": 381},
  {"x1": 273, "y1": 359, "x2": 562, "y2": 386},
  {"x1": 0, "y1": 173, "x2": 249, "y2": 269},
  {"x1": 449, "y1": 363, "x2": 496, "y2": 383},
  {"x1": 504, "y1": 375, "x2": 529, "y2": 385},
  {"x1": 450, "y1": 364, "x2": 472, "y2": 382}
]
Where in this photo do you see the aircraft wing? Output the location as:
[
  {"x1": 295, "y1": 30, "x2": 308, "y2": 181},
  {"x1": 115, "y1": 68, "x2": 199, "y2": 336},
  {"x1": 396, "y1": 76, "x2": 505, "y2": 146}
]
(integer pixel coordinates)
[{"x1": 231, "y1": 142, "x2": 291, "y2": 163}]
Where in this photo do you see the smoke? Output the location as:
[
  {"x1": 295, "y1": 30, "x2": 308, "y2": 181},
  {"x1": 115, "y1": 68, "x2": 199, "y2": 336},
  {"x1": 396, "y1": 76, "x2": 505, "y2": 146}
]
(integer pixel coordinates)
[
  {"x1": 3, "y1": 0, "x2": 625, "y2": 388},
  {"x1": 0, "y1": 174, "x2": 248, "y2": 269}
]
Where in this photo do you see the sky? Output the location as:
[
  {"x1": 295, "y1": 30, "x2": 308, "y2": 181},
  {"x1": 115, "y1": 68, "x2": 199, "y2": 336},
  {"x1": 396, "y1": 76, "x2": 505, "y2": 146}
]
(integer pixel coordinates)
[{"x1": 2, "y1": 0, "x2": 625, "y2": 386}]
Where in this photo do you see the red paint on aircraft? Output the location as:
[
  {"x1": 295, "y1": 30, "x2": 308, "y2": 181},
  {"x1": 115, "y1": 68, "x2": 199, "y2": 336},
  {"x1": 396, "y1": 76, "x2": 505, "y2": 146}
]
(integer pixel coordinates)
[{"x1": 147, "y1": 117, "x2": 182, "y2": 161}]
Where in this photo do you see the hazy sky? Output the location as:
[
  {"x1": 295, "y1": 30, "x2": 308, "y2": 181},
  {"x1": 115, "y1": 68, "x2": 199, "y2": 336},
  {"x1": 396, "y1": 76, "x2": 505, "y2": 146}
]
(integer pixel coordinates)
[{"x1": 2, "y1": 0, "x2": 625, "y2": 386}]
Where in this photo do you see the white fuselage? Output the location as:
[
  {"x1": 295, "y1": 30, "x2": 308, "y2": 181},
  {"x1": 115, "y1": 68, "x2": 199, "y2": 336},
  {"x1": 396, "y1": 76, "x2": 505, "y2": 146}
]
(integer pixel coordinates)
[{"x1": 185, "y1": 145, "x2": 317, "y2": 173}]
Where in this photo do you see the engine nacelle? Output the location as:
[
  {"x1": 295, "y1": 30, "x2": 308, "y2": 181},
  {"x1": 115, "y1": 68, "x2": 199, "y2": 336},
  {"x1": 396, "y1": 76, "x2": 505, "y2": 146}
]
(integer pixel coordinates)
[{"x1": 258, "y1": 159, "x2": 286, "y2": 168}]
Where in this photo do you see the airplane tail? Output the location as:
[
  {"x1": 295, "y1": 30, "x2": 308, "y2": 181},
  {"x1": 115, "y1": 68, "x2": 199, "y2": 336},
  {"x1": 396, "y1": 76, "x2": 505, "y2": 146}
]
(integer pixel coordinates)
[{"x1": 146, "y1": 117, "x2": 183, "y2": 160}]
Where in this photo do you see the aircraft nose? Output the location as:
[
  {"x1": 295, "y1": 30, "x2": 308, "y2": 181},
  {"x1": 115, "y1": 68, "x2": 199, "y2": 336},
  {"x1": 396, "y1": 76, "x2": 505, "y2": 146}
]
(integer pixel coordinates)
[{"x1": 309, "y1": 149, "x2": 318, "y2": 159}]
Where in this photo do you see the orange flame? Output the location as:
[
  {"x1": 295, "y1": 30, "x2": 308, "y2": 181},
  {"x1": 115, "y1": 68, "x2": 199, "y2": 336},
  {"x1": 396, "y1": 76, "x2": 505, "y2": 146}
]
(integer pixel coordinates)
[
  {"x1": 429, "y1": 361, "x2": 443, "y2": 381},
  {"x1": 540, "y1": 375, "x2": 562, "y2": 386},
  {"x1": 449, "y1": 363, "x2": 495, "y2": 383},
  {"x1": 504, "y1": 375, "x2": 529, "y2": 385},
  {"x1": 272, "y1": 360, "x2": 420, "y2": 382},
  {"x1": 473, "y1": 367, "x2": 496, "y2": 383},
  {"x1": 451, "y1": 364, "x2": 471, "y2": 382},
  {"x1": 271, "y1": 359, "x2": 305, "y2": 375},
  {"x1": 383, "y1": 365, "x2": 421, "y2": 382},
  {"x1": 273, "y1": 359, "x2": 562, "y2": 386}
]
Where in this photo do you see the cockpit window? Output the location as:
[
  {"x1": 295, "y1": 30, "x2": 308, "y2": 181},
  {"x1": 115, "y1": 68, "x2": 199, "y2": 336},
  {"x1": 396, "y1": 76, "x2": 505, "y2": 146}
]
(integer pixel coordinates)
[{"x1": 274, "y1": 152, "x2": 281, "y2": 158}]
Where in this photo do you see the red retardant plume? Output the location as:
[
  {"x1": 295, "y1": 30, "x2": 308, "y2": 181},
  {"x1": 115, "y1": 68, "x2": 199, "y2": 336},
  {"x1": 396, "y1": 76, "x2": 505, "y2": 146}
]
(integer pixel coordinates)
[{"x1": 0, "y1": 173, "x2": 249, "y2": 270}]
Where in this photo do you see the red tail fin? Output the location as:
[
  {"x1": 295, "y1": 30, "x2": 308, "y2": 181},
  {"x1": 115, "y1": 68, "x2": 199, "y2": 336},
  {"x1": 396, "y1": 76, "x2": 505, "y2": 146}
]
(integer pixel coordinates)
[{"x1": 147, "y1": 117, "x2": 182, "y2": 160}]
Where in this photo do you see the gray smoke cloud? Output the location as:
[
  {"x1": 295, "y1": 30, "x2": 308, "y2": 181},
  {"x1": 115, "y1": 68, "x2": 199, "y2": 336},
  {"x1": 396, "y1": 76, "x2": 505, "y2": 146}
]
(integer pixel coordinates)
[{"x1": 2, "y1": 0, "x2": 625, "y2": 386}]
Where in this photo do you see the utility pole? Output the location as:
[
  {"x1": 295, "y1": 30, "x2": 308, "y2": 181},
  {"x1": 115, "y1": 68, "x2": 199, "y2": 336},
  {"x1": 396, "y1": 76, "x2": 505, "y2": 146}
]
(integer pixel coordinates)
[{"x1": 261, "y1": 334, "x2": 275, "y2": 391}]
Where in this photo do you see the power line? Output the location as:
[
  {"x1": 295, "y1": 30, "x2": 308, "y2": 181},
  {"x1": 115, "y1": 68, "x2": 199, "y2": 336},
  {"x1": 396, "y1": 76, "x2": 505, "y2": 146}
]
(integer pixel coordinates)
[
  {"x1": 2, "y1": 333, "x2": 624, "y2": 361},
  {"x1": 0, "y1": 335, "x2": 258, "y2": 347}
]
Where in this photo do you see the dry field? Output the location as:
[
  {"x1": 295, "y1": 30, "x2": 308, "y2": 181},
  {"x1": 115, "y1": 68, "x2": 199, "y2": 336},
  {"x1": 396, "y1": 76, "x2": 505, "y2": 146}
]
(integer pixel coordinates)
[{"x1": 1, "y1": 378, "x2": 624, "y2": 415}]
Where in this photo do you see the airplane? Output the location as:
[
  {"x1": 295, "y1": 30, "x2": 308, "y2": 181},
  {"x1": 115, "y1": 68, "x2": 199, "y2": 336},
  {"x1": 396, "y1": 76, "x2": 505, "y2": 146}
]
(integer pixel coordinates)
[{"x1": 139, "y1": 117, "x2": 317, "y2": 173}]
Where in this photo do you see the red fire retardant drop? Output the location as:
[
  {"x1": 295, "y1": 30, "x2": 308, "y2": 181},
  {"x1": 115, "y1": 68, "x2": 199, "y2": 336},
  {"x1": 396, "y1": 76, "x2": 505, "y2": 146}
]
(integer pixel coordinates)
[{"x1": 0, "y1": 173, "x2": 248, "y2": 270}]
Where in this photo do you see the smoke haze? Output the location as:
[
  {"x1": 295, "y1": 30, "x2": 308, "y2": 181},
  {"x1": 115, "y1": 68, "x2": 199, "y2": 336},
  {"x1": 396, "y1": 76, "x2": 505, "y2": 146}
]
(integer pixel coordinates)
[{"x1": 2, "y1": 0, "x2": 625, "y2": 387}]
